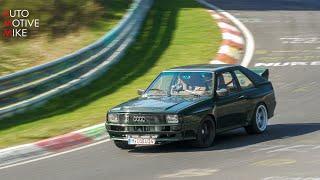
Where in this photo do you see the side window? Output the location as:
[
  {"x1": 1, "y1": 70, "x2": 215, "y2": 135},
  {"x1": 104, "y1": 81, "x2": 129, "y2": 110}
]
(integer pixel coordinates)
[
  {"x1": 217, "y1": 72, "x2": 238, "y2": 94},
  {"x1": 234, "y1": 70, "x2": 254, "y2": 90}
]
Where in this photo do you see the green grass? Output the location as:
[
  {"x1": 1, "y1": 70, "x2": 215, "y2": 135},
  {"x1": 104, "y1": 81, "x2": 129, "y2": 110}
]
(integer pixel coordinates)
[
  {"x1": 0, "y1": 0, "x2": 131, "y2": 76},
  {"x1": 0, "y1": 0, "x2": 221, "y2": 148}
]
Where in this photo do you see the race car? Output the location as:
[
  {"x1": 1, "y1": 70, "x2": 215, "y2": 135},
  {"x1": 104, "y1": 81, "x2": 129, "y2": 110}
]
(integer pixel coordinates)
[{"x1": 105, "y1": 64, "x2": 276, "y2": 149}]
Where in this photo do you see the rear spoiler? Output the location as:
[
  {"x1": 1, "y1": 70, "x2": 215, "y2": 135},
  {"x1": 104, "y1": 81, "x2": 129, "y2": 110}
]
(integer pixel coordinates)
[{"x1": 249, "y1": 68, "x2": 269, "y2": 80}]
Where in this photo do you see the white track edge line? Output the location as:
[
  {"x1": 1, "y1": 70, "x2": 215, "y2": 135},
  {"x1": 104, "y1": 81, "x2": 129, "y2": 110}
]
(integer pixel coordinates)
[{"x1": 0, "y1": 139, "x2": 111, "y2": 170}]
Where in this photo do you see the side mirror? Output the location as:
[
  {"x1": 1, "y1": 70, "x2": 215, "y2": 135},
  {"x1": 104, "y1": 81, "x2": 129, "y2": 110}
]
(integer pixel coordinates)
[
  {"x1": 137, "y1": 89, "x2": 145, "y2": 95},
  {"x1": 216, "y1": 88, "x2": 228, "y2": 97}
]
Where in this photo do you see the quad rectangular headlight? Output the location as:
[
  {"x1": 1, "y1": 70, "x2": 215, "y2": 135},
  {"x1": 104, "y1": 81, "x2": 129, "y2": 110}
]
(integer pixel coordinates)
[
  {"x1": 107, "y1": 113, "x2": 119, "y2": 123},
  {"x1": 166, "y1": 115, "x2": 179, "y2": 124}
]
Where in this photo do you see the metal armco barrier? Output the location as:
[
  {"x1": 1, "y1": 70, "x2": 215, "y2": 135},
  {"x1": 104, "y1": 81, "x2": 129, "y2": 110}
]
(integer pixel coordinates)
[{"x1": 0, "y1": 0, "x2": 154, "y2": 118}]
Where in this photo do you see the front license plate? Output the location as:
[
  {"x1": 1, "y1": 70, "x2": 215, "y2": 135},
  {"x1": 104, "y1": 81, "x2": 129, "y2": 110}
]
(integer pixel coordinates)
[{"x1": 128, "y1": 138, "x2": 156, "y2": 145}]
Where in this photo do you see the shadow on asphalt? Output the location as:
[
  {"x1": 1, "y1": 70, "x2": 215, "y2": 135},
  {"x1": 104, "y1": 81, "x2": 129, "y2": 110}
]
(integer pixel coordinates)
[{"x1": 128, "y1": 123, "x2": 320, "y2": 153}]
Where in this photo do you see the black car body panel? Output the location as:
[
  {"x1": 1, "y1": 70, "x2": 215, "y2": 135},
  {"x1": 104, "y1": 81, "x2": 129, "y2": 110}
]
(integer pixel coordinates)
[{"x1": 106, "y1": 64, "x2": 276, "y2": 144}]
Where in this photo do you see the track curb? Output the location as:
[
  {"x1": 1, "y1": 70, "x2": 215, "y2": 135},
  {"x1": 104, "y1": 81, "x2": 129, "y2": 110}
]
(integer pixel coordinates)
[
  {"x1": 0, "y1": 0, "x2": 254, "y2": 169},
  {"x1": 197, "y1": 0, "x2": 255, "y2": 67},
  {"x1": 0, "y1": 123, "x2": 107, "y2": 167},
  {"x1": 208, "y1": 9, "x2": 245, "y2": 65}
]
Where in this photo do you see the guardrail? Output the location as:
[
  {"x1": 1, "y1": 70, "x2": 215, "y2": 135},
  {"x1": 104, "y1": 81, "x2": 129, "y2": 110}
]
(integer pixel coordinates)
[{"x1": 0, "y1": 0, "x2": 154, "y2": 118}]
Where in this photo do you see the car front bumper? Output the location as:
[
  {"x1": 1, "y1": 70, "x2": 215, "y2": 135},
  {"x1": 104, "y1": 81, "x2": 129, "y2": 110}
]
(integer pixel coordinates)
[{"x1": 105, "y1": 123, "x2": 195, "y2": 144}]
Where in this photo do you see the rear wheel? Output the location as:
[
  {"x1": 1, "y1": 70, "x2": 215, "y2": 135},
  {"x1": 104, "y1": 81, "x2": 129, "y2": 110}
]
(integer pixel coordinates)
[
  {"x1": 192, "y1": 116, "x2": 215, "y2": 148},
  {"x1": 114, "y1": 140, "x2": 136, "y2": 149},
  {"x1": 245, "y1": 104, "x2": 268, "y2": 134}
]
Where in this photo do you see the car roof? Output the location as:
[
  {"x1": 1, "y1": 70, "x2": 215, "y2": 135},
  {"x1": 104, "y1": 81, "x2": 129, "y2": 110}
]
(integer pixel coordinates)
[{"x1": 165, "y1": 64, "x2": 240, "y2": 72}]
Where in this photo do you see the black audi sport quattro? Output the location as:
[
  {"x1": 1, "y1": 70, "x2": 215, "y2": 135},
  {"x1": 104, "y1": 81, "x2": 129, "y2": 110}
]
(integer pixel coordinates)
[{"x1": 105, "y1": 64, "x2": 276, "y2": 149}]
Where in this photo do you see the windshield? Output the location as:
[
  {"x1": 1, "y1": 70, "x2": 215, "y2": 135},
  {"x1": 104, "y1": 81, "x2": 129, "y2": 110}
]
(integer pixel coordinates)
[{"x1": 145, "y1": 71, "x2": 214, "y2": 97}]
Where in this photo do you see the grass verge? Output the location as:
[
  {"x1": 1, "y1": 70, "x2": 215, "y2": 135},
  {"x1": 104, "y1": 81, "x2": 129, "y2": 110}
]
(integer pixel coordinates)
[
  {"x1": 0, "y1": 0, "x2": 131, "y2": 76},
  {"x1": 0, "y1": 0, "x2": 221, "y2": 148}
]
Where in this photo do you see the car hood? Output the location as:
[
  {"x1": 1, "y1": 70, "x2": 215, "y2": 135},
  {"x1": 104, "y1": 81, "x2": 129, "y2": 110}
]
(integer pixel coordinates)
[{"x1": 109, "y1": 96, "x2": 211, "y2": 113}]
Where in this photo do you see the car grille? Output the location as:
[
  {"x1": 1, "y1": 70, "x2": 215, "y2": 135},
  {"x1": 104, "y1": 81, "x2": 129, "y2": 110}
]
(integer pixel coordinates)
[
  {"x1": 107, "y1": 113, "x2": 181, "y2": 133},
  {"x1": 118, "y1": 113, "x2": 166, "y2": 124},
  {"x1": 109, "y1": 125, "x2": 178, "y2": 132}
]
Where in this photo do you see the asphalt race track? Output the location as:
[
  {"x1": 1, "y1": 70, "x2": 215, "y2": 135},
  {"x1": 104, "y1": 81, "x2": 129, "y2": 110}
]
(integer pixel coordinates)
[{"x1": 1, "y1": 0, "x2": 320, "y2": 179}]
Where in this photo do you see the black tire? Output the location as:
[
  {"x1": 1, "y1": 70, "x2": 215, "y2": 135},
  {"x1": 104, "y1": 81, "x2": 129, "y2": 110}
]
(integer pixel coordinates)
[
  {"x1": 192, "y1": 116, "x2": 216, "y2": 148},
  {"x1": 114, "y1": 140, "x2": 136, "y2": 150},
  {"x1": 245, "y1": 103, "x2": 268, "y2": 134}
]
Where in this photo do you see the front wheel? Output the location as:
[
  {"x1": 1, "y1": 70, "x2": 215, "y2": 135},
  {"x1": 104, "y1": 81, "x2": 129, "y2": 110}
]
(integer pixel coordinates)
[
  {"x1": 245, "y1": 104, "x2": 268, "y2": 134},
  {"x1": 113, "y1": 140, "x2": 136, "y2": 150},
  {"x1": 192, "y1": 116, "x2": 215, "y2": 148}
]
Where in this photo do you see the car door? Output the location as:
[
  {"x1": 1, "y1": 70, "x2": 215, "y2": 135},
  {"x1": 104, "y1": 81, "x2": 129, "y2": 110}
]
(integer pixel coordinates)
[
  {"x1": 214, "y1": 71, "x2": 248, "y2": 130},
  {"x1": 233, "y1": 69, "x2": 258, "y2": 124}
]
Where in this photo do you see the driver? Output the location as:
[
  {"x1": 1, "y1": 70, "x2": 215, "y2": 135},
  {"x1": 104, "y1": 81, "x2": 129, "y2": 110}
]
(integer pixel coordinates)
[{"x1": 174, "y1": 73, "x2": 210, "y2": 95}]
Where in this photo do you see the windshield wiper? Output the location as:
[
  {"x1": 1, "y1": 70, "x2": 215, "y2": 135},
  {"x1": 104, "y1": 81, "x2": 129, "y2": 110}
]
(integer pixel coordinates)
[
  {"x1": 184, "y1": 90, "x2": 201, "y2": 97},
  {"x1": 147, "y1": 89, "x2": 170, "y2": 96},
  {"x1": 149, "y1": 88, "x2": 163, "y2": 91}
]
